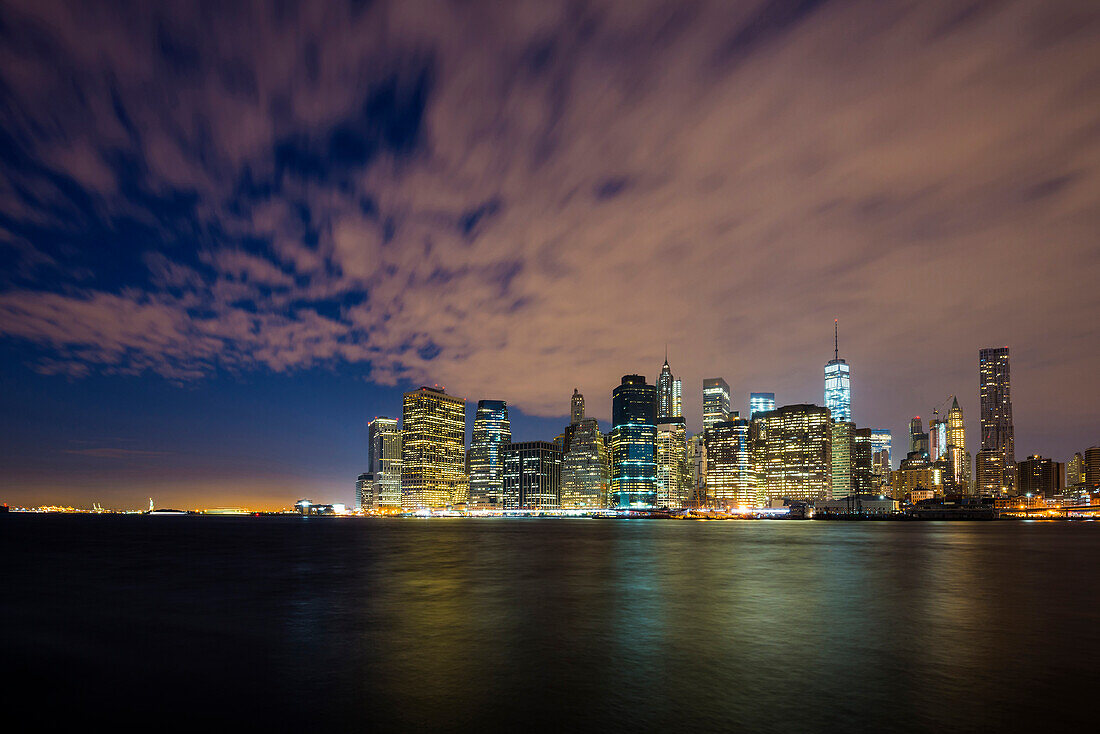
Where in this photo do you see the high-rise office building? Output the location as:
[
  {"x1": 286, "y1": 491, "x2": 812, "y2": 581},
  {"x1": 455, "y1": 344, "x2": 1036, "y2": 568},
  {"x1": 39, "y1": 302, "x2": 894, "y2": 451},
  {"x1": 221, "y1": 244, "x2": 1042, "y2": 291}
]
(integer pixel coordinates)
[
  {"x1": 871, "y1": 429, "x2": 892, "y2": 489},
  {"x1": 702, "y1": 378, "x2": 731, "y2": 430},
  {"x1": 1017, "y1": 455, "x2": 1063, "y2": 498},
  {"x1": 367, "y1": 417, "x2": 403, "y2": 508},
  {"x1": 561, "y1": 418, "x2": 610, "y2": 509},
  {"x1": 656, "y1": 358, "x2": 683, "y2": 421},
  {"x1": 755, "y1": 404, "x2": 832, "y2": 502},
  {"x1": 687, "y1": 433, "x2": 708, "y2": 507},
  {"x1": 824, "y1": 320, "x2": 851, "y2": 422},
  {"x1": 909, "y1": 416, "x2": 929, "y2": 459},
  {"x1": 400, "y1": 386, "x2": 467, "y2": 509},
  {"x1": 705, "y1": 417, "x2": 761, "y2": 508},
  {"x1": 975, "y1": 449, "x2": 1005, "y2": 497},
  {"x1": 1067, "y1": 452, "x2": 1085, "y2": 487},
  {"x1": 468, "y1": 400, "x2": 511, "y2": 510},
  {"x1": 1086, "y1": 446, "x2": 1100, "y2": 487},
  {"x1": 830, "y1": 421, "x2": 854, "y2": 500},
  {"x1": 749, "y1": 392, "x2": 776, "y2": 420},
  {"x1": 852, "y1": 428, "x2": 874, "y2": 495},
  {"x1": 929, "y1": 418, "x2": 947, "y2": 462},
  {"x1": 356, "y1": 472, "x2": 374, "y2": 510},
  {"x1": 979, "y1": 347, "x2": 1016, "y2": 494},
  {"x1": 656, "y1": 419, "x2": 690, "y2": 508},
  {"x1": 502, "y1": 441, "x2": 562, "y2": 510},
  {"x1": 571, "y1": 388, "x2": 585, "y2": 425},
  {"x1": 944, "y1": 397, "x2": 970, "y2": 493},
  {"x1": 609, "y1": 375, "x2": 658, "y2": 508}
]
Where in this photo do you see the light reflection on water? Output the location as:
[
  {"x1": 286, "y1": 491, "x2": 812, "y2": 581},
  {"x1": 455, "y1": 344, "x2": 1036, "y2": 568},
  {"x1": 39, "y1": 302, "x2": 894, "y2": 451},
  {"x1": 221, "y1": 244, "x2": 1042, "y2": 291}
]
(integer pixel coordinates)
[{"x1": 2, "y1": 516, "x2": 1097, "y2": 731}]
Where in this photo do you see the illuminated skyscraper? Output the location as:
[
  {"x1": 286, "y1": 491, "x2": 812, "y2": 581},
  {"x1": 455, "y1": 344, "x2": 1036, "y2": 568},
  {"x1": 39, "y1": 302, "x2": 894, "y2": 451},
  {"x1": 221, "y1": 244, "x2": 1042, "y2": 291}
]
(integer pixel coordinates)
[
  {"x1": 356, "y1": 472, "x2": 374, "y2": 509},
  {"x1": 871, "y1": 429, "x2": 892, "y2": 489},
  {"x1": 824, "y1": 320, "x2": 851, "y2": 422},
  {"x1": 367, "y1": 417, "x2": 403, "y2": 509},
  {"x1": 657, "y1": 358, "x2": 683, "y2": 421},
  {"x1": 945, "y1": 397, "x2": 970, "y2": 493},
  {"x1": 468, "y1": 400, "x2": 511, "y2": 510},
  {"x1": 755, "y1": 404, "x2": 832, "y2": 502},
  {"x1": 561, "y1": 417, "x2": 610, "y2": 509},
  {"x1": 502, "y1": 441, "x2": 562, "y2": 510},
  {"x1": 702, "y1": 378, "x2": 730, "y2": 429},
  {"x1": 830, "y1": 421, "x2": 854, "y2": 499},
  {"x1": 705, "y1": 417, "x2": 761, "y2": 508},
  {"x1": 979, "y1": 347, "x2": 1016, "y2": 494},
  {"x1": 400, "y1": 386, "x2": 467, "y2": 509},
  {"x1": 975, "y1": 449, "x2": 1004, "y2": 496},
  {"x1": 609, "y1": 374, "x2": 658, "y2": 508},
  {"x1": 656, "y1": 418, "x2": 690, "y2": 509},
  {"x1": 749, "y1": 393, "x2": 776, "y2": 420},
  {"x1": 687, "y1": 433, "x2": 708, "y2": 507},
  {"x1": 928, "y1": 418, "x2": 947, "y2": 462},
  {"x1": 1067, "y1": 452, "x2": 1085, "y2": 487},
  {"x1": 571, "y1": 389, "x2": 585, "y2": 424}
]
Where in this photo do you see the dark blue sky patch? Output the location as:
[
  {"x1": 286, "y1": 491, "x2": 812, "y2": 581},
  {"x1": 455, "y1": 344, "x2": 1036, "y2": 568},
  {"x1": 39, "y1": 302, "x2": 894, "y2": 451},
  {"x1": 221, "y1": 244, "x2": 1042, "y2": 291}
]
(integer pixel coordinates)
[
  {"x1": 594, "y1": 176, "x2": 630, "y2": 200},
  {"x1": 458, "y1": 197, "x2": 502, "y2": 238},
  {"x1": 714, "y1": 0, "x2": 831, "y2": 67}
]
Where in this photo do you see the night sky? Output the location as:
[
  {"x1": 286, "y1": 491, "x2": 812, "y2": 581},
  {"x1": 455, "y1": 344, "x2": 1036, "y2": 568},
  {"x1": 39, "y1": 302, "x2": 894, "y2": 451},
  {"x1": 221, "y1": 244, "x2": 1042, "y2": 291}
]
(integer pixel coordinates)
[{"x1": 1, "y1": 1, "x2": 1097, "y2": 509}]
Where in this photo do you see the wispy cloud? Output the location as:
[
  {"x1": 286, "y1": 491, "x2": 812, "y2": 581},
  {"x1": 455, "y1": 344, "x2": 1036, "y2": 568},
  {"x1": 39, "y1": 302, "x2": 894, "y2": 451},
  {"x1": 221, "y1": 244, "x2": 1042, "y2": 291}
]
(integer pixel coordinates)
[{"x1": 0, "y1": 0, "x2": 1097, "y2": 445}]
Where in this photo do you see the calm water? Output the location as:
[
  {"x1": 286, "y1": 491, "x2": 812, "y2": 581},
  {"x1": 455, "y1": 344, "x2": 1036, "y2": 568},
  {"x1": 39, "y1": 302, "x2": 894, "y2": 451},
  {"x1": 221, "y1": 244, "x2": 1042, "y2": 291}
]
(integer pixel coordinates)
[{"x1": 2, "y1": 515, "x2": 1097, "y2": 731}]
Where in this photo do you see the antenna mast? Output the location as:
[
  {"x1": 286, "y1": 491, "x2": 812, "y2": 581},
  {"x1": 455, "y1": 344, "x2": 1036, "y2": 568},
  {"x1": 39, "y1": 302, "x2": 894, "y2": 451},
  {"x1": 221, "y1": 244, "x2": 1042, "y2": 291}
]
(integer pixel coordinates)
[{"x1": 834, "y1": 319, "x2": 839, "y2": 362}]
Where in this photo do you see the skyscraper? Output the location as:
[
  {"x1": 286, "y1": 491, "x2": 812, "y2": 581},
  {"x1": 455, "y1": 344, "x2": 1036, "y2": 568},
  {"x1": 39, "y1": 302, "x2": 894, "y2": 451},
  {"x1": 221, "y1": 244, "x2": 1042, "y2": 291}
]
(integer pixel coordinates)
[
  {"x1": 830, "y1": 421, "x2": 854, "y2": 499},
  {"x1": 870, "y1": 429, "x2": 892, "y2": 488},
  {"x1": 1085, "y1": 447, "x2": 1100, "y2": 487},
  {"x1": 928, "y1": 418, "x2": 947, "y2": 462},
  {"x1": 561, "y1": 417, "x2": 610, "y2": 509},
  {"x1": 400, "y1": 386, "x2": 467, "y2": 509},
  {"x1": 609, "y1": 374, "x2": 658, "y2": 508},
  {"x1": 755, "y1": 404, "x2": 832, "y2": 502},
  {"x1": 656, "y1": 358, "x2": 683, "y2": 421},
  {"x1": 975, "y1": 449, "x2": 1005, "y2": 497},
  {"x1": 909, "y1": 416, "x2": 929, "y2": 458},
  {"x1": 979, "y1": 347, "x2": 1016, "y2": 494},
  {"x1": 852, "y1": 427, "x2": 874, "y2": 495},
  {"x1": 824, "y1": 320, "x2": 851, "y2": 422},
  {"x1": 367, "y1": 417, "x2": 403, "y2": 509},
  {"x1": 1067, "y1": 452, "x2": 1085, "y2": 487},
  {"x1": 705, "y1": 417, "x2": 761, "y2": 508},
  {"x1": 468, "y1": 400, "x2": 511, "y2": 510},
  {"x1": 502, "y1": 441, "x2": 562, "y2": 510},
  {"x1": 945, "y1": 397, "x2": 970, "y2": 493},
  {"x1": 571, "y1": 388, "x2": 585, "y2": 425},
  {"x1": 749, "y1": 392, "x2": 776, "y2": 420},
  {"x1": 687, "y1": 433, "x2": 708, "y2": 507},
  {"x1": 656, "y1": 418, "x2": 690, "y2": 508},
  {"x1": 702, "y1": 378, "x2": 731, "y2": 429}
]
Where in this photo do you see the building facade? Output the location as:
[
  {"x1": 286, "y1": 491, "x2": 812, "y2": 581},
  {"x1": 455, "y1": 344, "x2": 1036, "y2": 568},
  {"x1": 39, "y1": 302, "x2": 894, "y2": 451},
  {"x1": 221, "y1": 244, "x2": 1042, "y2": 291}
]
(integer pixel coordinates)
[
  {"x1": 400, "y1": 386, "x2": 467, "y2": 509},
  {"x1": 502, "y1": 441, "x2": 562, "y2": 510},
  {"x1": 749, "y1": 392, "x2": 776, "y2": 420},
  {"x1": 702, "y1": 378, "x2": 731, "y2": 430},
  {"x1": 1017, "y1": 455, "x2": 1064, "y2": 498},
  {"x1": 656, "y1": 419, "x2": 690, "y2": 508},
  {"x1": 367, "y1": 417, "x2": 403, "y2": 509},
  {"x1": 609, "y1": 375, "x2": 658, "y2": 508},
  {"x1": 830, "y1": 421, "x2": 854, "y2": 500},
  {"x1": 468, "y1": 400, "x2": 511, "y2": 510},
  {"x1": 1067, "y1": 452, "x2": 1085, "y2": 487},
  {"x1": 560, "y1": 418, "x2": 610, "y2": 509},
  {"x1": 979, "y1": 347, "x2": 1016, "y2": 494},
  {"x1": 870, "y1": 429, "x2": 892, "y2": 489},
  {"x1": 755, "y1": 404, "x2": 832, "y2": 502},
  {"x1": 705, "y1": 417, "x2": 761, "y2": 508}
]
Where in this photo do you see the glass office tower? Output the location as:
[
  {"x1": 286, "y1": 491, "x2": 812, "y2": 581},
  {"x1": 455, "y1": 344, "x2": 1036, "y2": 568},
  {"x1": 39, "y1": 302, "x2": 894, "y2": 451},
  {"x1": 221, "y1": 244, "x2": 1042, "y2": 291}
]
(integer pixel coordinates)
[
  {"x1": 749, "y1": 392, "x2": 776, "y2": 420},
  {"x1": 400, "y1": 386, "x2": 467, "y2": 509},
  {"x1": 656, "y1": 359, "x2": 683, "y2": 421},
  {"x1": 609, "y1": 374, "x2": 658, "y2": 508},
  {"x1": 754, "y1": 404, "x2": 832, "y2": 503},
  {"x1": 656, "y1": 418, "x2": 690, "y2": 508},
  {"x1": 824, "y1": 320, "x2": 851, "y2": 422},
  {"x1": 367, "y1": 416, "x2": 402, "y2": 509},
  {"x1": 705, "y1": 417, "x2": 761, "y2": 508},
  {"x1": 702, "y1": 378, "x2": 731, "y2": 429},
  {"x1": 468, "y1": 400, "x2": 511, "y2": 510},
  {"x1": 979, "y1": 347, "x2": 1016, "y2": 494}
]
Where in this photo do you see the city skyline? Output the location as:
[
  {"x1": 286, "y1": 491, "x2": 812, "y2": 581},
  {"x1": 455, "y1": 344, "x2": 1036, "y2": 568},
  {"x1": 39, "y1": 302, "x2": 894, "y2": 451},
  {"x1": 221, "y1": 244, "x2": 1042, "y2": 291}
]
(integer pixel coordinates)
[{"x1": 0, "y1": 0, "x2": 1098, "y2": 509}]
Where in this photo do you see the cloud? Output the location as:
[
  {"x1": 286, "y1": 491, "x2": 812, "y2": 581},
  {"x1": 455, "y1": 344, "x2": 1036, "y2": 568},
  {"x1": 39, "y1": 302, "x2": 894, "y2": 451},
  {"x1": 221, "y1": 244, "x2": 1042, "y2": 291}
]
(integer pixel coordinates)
[{"x1": 0, "y1": 0, "x2": 1098, "y2": 458}]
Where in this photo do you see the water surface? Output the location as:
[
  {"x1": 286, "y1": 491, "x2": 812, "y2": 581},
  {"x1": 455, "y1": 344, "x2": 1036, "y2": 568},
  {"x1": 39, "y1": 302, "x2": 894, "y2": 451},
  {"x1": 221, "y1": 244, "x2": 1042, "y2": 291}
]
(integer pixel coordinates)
[{"x1": 3, "y1": 516, "x2": 1096, "y2": 731}]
